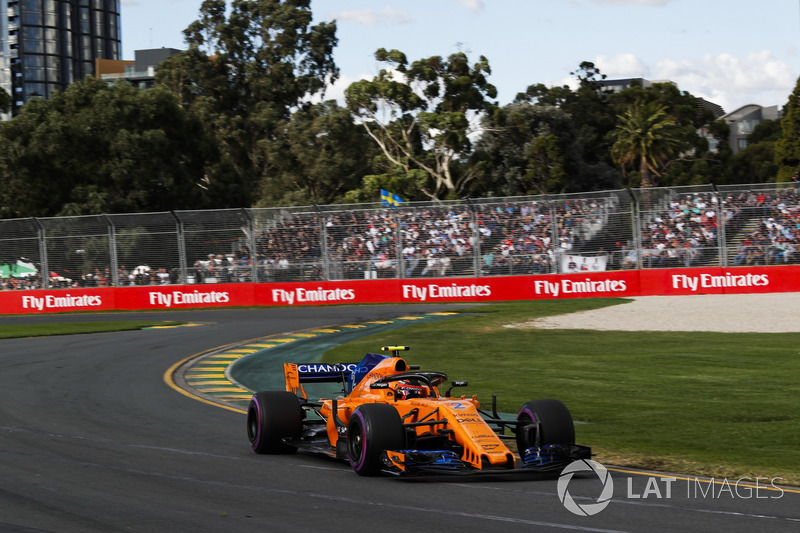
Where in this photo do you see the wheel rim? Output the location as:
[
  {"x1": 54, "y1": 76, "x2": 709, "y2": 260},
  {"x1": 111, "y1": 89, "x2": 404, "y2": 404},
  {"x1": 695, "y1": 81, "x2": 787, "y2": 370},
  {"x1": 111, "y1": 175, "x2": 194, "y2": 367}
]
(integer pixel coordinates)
[
  {"x1": 347, "y1": 414, "x2": 366, "y2": 469},
  {"x1": 517, "y1": 409, "x2": 536, "y2": 450}
]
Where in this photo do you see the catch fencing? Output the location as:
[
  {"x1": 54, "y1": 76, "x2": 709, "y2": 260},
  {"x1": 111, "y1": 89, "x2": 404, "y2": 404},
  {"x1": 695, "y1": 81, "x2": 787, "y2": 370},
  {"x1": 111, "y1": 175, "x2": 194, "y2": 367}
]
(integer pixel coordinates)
[{"x1": 0, "y1": 183, "x2": 794, "y2": 289}]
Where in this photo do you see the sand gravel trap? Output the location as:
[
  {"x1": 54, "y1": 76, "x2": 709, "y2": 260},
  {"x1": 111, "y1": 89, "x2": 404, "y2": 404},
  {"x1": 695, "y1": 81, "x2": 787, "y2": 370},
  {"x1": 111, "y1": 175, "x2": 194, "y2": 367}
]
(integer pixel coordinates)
[{"x1": 508, "y1": 292, "x2": 800, "y2": 333}]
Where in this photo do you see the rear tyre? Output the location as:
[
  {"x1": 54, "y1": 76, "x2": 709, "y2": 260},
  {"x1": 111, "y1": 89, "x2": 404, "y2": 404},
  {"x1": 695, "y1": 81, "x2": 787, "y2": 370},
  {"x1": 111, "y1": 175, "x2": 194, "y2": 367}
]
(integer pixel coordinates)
[
  {"x1": 247, "y1": 391, "x2": 303, "y2": 454},
  {"x1": 347, "y1": 403, "x2": 404, "y2": 476},
  {"x1": 516, "y1": 399, "x2": 575, "y2": 453}
]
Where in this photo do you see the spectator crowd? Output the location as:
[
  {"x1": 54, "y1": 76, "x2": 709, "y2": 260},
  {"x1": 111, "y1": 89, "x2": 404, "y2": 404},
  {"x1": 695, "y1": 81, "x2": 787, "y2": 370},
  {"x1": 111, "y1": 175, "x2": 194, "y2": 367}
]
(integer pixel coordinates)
[{"x1": 5, "y1": 186, "x2": 800, "y2": 290}]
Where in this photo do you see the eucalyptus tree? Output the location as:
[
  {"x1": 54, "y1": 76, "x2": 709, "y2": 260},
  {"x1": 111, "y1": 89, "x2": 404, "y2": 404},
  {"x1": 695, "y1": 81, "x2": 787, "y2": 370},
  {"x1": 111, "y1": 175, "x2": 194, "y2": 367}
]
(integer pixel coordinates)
[
  {"x1": 717, "y1": 119, "x2": 780, "y2": 184},
  {"x1": 345, "y1": 48, "x2": 497, "y2": 200},
  {"x1": 775, "y1": 78, "x2": 800, "y2": 181},
  {"x1": 472, "y1": 103, "x2": 580, "y2": 196},
  {"x1": 515, "y1": 62, "x2": 621, "y2": 191},
  {"x1": 255, "y1": 100, "x2": 377, "y2": 206},
  {"x1": 0, "y1": 78, "x2": 214, "y2": 218},
  {"x1": 157, "y1": 0, "x2": 339, "y2": 206}
]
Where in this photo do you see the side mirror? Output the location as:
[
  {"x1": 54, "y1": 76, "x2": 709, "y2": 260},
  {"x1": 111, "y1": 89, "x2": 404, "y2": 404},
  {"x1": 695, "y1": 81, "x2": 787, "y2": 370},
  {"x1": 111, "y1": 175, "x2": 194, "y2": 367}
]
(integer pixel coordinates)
[{"x1": 445, "y1": 380, "x2": 468, "y2": 397}]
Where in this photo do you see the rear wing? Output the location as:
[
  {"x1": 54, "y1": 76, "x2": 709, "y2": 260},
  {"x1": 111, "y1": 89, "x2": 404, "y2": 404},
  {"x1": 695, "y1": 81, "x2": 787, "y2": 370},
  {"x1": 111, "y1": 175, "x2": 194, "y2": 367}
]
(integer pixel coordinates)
[
  {"x1": 284, "y1": 362, "x2": 357, "y2": 398},
  {"x1": 284, "y1": 347, "x2": 411, "y2": 399}
]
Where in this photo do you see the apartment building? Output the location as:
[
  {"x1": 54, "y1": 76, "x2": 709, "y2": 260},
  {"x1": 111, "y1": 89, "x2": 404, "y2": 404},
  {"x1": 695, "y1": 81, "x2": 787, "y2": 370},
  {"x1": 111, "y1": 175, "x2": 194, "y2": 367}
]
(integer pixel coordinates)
[{"x1": 0, "y1": 0, "x2": 121, "y2": 118}]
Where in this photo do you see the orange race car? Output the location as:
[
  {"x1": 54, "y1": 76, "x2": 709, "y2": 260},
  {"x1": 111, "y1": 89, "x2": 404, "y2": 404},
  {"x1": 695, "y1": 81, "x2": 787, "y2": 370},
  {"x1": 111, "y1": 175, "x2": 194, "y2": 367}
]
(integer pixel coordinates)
[{"x1": 246, "y1": 346, "x2": 590, "y2": 476}]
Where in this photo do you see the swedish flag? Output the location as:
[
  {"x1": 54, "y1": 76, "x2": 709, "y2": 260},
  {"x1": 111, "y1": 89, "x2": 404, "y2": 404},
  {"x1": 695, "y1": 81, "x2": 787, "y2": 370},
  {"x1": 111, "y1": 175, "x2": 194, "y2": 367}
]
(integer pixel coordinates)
[{"x1": 380, "y1": 189, "x2": 405, "y2": 208}]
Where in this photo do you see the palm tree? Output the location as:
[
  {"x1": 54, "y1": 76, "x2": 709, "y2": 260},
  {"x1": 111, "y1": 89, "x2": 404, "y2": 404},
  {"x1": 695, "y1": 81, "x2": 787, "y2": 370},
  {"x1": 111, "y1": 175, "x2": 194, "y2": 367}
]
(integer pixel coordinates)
[{"x1": 610, "y1": 101, "x2": 683, "y2": 188}]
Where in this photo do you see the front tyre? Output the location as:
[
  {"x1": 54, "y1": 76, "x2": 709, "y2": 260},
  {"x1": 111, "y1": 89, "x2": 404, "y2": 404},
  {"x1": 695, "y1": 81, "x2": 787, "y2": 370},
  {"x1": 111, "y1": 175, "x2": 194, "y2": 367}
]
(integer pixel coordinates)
[
  {"x1": 516, "y1": 399, "x2": 575, "y2": 453},
  {"x1": 247, "y1": 391, "x2": 303, "y2": 454},
  {"x1": 347, "y1": 403, "x2": 404, "y2": 476}
]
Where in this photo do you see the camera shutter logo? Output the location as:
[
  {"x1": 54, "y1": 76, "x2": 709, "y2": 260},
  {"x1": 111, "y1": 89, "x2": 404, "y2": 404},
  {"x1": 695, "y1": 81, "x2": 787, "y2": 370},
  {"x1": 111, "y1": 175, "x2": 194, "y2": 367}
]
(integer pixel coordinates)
[{"x1": 557, "y1": 459, "x2": 614, "y2": 516}]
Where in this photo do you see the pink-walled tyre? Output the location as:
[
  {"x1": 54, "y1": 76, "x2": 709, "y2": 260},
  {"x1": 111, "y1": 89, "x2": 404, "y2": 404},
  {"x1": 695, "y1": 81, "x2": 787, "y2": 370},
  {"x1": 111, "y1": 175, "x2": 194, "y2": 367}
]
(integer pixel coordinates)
[
  {"x1": 247, "y1": 391, "x2": 303, "y2": 454},
  {"x1": 516, "y1": 399, "x2": 575, "y2": 453},
  {"x1": 346, "y1": 403, "x2": 404, "y2": 476}
]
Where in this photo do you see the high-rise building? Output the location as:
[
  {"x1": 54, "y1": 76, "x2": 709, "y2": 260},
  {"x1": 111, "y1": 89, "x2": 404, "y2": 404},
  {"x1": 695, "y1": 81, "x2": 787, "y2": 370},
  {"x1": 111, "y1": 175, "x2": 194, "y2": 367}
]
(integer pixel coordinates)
[{"x1": 1, "y1": 0, "x2": 121, "y2": 117}]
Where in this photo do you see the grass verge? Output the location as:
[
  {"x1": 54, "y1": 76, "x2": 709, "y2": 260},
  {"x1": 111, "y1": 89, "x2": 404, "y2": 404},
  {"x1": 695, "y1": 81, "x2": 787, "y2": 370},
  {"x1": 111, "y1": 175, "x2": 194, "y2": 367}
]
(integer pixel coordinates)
[
  {"x1": 0, "y1": 321, "x2": 183, "y2": 339},
  {"x1": 321, "y1": 299, "x2": 800, "y2": 485}
]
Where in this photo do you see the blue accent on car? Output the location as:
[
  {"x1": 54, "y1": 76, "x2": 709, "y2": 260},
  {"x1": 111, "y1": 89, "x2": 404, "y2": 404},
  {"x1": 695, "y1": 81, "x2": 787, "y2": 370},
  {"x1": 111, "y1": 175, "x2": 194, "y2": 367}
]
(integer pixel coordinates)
[
  {"x1": 400, "y1": 450, "x2": 466, "y2": 470},
  {"x1": 347, "y1": 352, "x2": 388, "y2": 393},
  {"x1": 522, "y1": 444, "x2": 567, "y2": 466}
]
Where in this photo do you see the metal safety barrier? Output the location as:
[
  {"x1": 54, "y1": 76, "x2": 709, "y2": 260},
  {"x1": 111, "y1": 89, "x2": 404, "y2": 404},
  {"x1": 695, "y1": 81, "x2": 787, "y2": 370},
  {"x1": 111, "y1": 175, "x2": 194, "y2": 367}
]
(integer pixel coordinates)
[{"x1": 0, "y1": 183, "x2": 796, "y2": 289}]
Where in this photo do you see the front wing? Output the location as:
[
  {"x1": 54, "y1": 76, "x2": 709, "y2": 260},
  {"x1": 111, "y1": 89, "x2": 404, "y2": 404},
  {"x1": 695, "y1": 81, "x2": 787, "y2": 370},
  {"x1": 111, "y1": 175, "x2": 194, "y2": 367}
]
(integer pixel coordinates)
[{"x1": 380, "y1": 444, "x2": 592, "y2": 476}]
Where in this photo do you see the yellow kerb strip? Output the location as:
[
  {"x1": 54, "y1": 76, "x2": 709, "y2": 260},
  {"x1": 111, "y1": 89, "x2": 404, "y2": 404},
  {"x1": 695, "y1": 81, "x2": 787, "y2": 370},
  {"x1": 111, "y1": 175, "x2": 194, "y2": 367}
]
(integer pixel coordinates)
[{"x1": 184, "y1": 372, "x2": 227, "y2": 379}]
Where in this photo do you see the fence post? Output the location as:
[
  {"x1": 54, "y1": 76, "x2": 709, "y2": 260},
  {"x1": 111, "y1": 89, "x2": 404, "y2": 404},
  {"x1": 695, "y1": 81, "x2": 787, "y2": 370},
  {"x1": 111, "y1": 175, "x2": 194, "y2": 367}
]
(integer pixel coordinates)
[
  {"x1": 466, "y1": 199, "x2": 480, "y2": 277},
  {"x1": 625, "y1": 189, "x2": 642, "y2": 270},
  {"x1": 548, "y1": 197, "x2": 561, "y2": 274},
  {"x1": 394, "y1": 209, "x2": 404, "y2": 279},
  {"x1": 171, "y1": 211, "x2": 188, "y2": 284},
  {"x1": 104, "y1": 215, "x2": 119, "y2": 286},
  {"x1": 313, "y1": 205, "x2": 330, "y2": 281},
  {"x1": 713, "y1": 185, "x2": 728, "y2": 267},
  {"x1": 241, "y1": 208, "x2": 258, "y2": 283},
  {"x1": 32, "y1": 218, "x2": 49, "y2": 289}
]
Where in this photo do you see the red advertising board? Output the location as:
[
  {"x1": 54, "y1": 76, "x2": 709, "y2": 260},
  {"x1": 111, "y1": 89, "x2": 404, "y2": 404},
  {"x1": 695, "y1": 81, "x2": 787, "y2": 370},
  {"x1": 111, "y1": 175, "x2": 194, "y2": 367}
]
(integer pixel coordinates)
[
  {"x1": 0, "y1": 288, "x2": 117, "y2": 314},
  {"x1": 637, "y1": 266, "x2": 784, "y2": 296},
  {"x1": 0, "y1": 266, "x2": 797, "y2": 314},
  {"x1": 114, "y1": 283, "x2": 256, "y2": 310}
]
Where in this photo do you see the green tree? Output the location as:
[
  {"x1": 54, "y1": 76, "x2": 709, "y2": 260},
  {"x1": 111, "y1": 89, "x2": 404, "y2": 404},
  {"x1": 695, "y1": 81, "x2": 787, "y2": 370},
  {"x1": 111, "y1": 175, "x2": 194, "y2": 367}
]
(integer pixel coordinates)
[
  {"x1": 610, "y1": 101, "x2": 684, "y2": 188},
  {"x1": 515, "y1": 62, "x2": 620, "y2": 191},
  {"x1": 158, "y1": 0, "x2": 339, "y2": 206},
  {"x1": 345, "y1": 48, "x2": 497, "y2": 200},
  {"x1": 712, "y1": 118, "x2": 776, "y2": 184},
  {"x1": 775, "y1": 83, "x2": 800, "y2": 181},
  {"x1": 0, "y1": 78, "x2": 215, "y2": 218},
  {"x1": 472, "y1": 102, "x2": 580, "y2": 196},
  {"x1": 728, "y1": 142, "x2": 779, "y2": 183},
  {"x1": 609, "y1": 81, "x2": 725, "y2": 187},
  {"x1": 744, "y1": 118, "x2": 782, "y2": 145},
  {"x1": 255, "y1": 101, "x2": 377, "y2": 206},
  {"x1": 525, "y1": 134, "x2": 567, "y2": 194}
]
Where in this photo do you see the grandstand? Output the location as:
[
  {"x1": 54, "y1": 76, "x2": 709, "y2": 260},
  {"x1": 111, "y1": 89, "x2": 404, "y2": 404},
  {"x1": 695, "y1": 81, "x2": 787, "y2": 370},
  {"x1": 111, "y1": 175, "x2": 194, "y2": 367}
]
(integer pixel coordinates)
[{"x1": 0, "y1": 183, "x2": 797, "y2": 289}]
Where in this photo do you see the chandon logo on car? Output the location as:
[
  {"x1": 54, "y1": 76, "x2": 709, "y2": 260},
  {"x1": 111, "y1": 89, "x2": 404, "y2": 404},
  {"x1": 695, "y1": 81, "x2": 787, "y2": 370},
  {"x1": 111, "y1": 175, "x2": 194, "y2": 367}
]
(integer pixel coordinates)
[{"x1": 296, "y1": 363, "x2": 358, "y2": 374}]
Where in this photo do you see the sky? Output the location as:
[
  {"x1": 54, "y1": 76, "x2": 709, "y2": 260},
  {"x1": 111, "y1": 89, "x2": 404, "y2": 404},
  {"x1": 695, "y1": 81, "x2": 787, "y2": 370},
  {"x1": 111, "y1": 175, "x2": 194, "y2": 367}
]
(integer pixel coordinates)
[{"x1": 120, "y1": 0, "x2": 800, "y2": 114}]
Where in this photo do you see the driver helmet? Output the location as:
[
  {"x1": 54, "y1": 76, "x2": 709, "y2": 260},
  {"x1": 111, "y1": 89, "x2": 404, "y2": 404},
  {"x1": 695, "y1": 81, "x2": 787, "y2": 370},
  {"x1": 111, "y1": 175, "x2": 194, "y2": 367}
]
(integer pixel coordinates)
[{"x1": 396, "y1": 379, "x2": 426, "y2": 400}]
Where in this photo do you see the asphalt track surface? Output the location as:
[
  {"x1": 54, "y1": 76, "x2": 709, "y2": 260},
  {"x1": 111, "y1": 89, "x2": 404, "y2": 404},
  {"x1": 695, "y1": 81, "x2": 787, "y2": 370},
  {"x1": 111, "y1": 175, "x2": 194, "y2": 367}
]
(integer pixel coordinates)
[{"x1": 1, "y1": 305, "x2": 798, "y2": 533}]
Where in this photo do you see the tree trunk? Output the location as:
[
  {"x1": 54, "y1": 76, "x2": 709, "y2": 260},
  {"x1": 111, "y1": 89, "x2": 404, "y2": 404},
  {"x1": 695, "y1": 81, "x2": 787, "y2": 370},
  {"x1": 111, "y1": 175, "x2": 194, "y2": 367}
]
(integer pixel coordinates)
[{"x1": 639, "y1": 155, "x2": 654, "y2": 188}]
